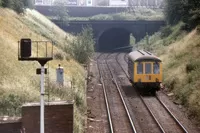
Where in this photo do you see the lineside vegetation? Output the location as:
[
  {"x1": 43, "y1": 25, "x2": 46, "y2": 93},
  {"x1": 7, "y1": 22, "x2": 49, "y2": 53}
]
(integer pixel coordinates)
[
  {"x1": 0, "y1": 8, "x2": 93, "y2": 133},
  {"x1": 136, "y1": 22, "x2": 200, "y2": 123}
]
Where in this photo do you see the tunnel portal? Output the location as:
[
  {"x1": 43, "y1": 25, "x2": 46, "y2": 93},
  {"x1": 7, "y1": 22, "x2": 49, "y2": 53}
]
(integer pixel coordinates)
[{"x1": 98, "y1": 28, "x2": 131, "y2": 52}]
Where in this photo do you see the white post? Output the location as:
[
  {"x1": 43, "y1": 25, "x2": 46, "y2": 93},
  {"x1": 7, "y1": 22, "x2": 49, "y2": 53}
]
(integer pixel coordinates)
[{"x1": 40, "y1": 66, "x2": 45, "y2": 133}]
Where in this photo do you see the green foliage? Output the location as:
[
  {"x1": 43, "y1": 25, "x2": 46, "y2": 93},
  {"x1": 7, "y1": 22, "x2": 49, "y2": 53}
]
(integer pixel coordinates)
[
  {"x1": 65, "y1": 27, "x2": 95, "y2": 64},
  {"x1": 164, "y1": 76, "x2": 179, "y2": 91},
  {"x1": 2, "y1": 0, "x2": 14, "y2": 8},
  {"x1": 164, "y1": 0, "x2": 200, "y2": 29},
  {"x1": 0, "y1": 91, "x2": 38, "y2": 116},
  {"x1": 1, "y1": 0, "x2": 34, "y2": 13},
  {"x1": 160, "y1": 25, "x2": 172, "y2": 38},
  {"x1": 162, "y1": 22, "x2": 185, "y2": 46},
  {"x1": 69, "y1": 8, "x2": 164, "y2": 21},
  {"x1": 130, "y1": 33, "x2": 136, "y2": 46},
  {"x1": 136, "y1": 22, "x2": 185, "y2": 52},
  {"x1": 164, "y1": 0, "x2": 186, "y2": 25},
  {"x1": 51, "y1": 0, "x2": 69, "y2": 22},
  {"x1": 186, "y1": 60, "x2": 200, "y2": 73},
  {"x1": 89, "y1": 14, "x2": 114, "y2": 20},
  {"x1": 13, "y1": 0, "x2": 24, "y2": 13}
]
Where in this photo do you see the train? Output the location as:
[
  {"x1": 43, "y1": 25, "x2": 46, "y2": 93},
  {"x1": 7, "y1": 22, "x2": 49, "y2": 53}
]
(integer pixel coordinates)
[{"x1": 128, "y1": 50, "x2": 162, "y2": 94}]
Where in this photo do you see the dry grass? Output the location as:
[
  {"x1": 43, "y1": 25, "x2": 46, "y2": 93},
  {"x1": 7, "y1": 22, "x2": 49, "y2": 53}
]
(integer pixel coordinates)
[
  {"x1": 0, "y1": 8, "x2": 86, "y2": 132},
  {"x1": 157, "y1": 29, "x2": 200, "y2": 121},
  {"x1": 136, "y1": 21, "x2": 200, "y2": 122}
]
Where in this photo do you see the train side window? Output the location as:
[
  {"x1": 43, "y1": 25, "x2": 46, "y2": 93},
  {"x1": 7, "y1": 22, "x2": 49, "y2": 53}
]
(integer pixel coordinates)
[
  {"x1": 137, "y1": 63, "x2": 143, "y2": 74},
  {"x1": 145, "y1": 63, "x2": 152, "y2": 74},
  {"x1": 153, "y1": 63, "x2": 160, "y2": 74}
]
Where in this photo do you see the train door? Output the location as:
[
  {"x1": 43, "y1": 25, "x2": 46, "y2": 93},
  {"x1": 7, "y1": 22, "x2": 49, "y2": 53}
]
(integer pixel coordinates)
[
  {"x1": 128, "y1": 58, "x2": 134, "y2": 81},
  {"x1": 153, "y1": 62, "x2": 162, "y2": 82},
  {"x1": 143, "y1": 62, "x2": 153, "y2": 82},
  {"x1": 134, "y1": 62, "x2": 144, "y2": 82}
]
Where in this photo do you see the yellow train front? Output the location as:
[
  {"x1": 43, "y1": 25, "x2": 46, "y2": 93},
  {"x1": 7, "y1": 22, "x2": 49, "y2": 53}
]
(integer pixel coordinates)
[{"x1": 128, "y1": 50, "x2": 162, "y2": 93}]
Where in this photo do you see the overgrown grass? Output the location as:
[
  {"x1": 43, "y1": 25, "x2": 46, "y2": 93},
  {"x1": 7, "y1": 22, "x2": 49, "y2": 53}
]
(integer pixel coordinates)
[
  {"x1": 0, "y1": 8, "x2": 87, "y2": 132},
  {"x1": 136, "y1": 22, "x2": 200, "y2": 122},
  {"x1": 68, "y1": 8, "x2": 164, "y2": 21}
]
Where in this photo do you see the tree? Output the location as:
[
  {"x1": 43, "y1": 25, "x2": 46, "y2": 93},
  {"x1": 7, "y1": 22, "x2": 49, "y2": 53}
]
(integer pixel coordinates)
[
  {"x1": 164, "y1": 0, "x2": 186, "y2": 25},
  {"x1": 51, "y1": 0, "x2": 69, "y2": 22},
  {"x1": 13, "y1": 0, "x2": 24, "y2": 13},
  {"x1": 164, "y1": 0, "x2": 200, "y2": 29},
  {"x1": 2, "y1": 0, "x2": 14, "y2": 8}
]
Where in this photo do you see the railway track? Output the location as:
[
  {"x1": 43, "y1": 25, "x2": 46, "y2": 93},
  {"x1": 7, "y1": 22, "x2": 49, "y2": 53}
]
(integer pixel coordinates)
[
  {"x1": 140, "y1": 95, "x2": 188, "y2": 133},
  {"x1": 97, "y1": 53, "x2": 137, "y2": 133},
  {"x1": 116, "y1": 52, "x2": 189, "y2": 133}
]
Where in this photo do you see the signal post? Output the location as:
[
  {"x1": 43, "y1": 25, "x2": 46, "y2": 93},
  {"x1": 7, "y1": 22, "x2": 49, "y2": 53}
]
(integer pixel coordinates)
[{"x1": 18, "y1": 38, "x2": 54, "y2": 133}]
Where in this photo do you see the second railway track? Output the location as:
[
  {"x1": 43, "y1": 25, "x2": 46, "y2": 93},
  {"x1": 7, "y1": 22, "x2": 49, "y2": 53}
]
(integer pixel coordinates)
[{"x1": 97, "y1": 53, "x2": 137, "y2": 133}]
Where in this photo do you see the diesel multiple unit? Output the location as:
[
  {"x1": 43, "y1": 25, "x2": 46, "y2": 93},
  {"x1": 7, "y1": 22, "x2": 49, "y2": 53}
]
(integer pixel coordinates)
[{"x1": 128, "y1": 50, "x2": 162, "y2": 93}]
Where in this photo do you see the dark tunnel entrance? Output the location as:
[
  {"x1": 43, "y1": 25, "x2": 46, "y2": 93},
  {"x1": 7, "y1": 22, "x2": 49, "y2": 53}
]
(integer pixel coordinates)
[{"x1": 98, "y1": 28, "x2": 131, "y2": 52}]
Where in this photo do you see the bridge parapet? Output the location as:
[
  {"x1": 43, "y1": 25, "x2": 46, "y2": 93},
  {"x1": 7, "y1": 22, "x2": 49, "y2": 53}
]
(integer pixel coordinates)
[{"x1": 52, "y1": 20, "x2": 165, "y2": 51}]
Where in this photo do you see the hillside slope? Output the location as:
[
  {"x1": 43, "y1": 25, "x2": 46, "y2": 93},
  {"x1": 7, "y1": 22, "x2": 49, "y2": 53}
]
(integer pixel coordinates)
[
  {"x1": 0, "y1": 8, "x2": 86, "y2": 132},
  {"x1": 137, "y1": 24, "x2": 200, "y2": 124},
  {"x1": 160, "y1": 29, "x2": 200, "y2": 122}
]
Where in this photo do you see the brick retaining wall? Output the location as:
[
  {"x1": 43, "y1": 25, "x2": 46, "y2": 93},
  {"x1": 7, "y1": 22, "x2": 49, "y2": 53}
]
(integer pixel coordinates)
[{"x1": 0, "y1": 101, "x2": 74, "y2": 133}]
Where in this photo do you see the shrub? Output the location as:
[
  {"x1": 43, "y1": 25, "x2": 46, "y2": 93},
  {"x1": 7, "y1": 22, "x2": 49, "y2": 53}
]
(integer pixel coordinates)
[
  {"x1": 54, "y1": 51, "x2": 65, "y2": 60},
  {"x1": 161, "y1": 26, "x2": 172, "y2": 38},
  {"x1": 13, "y1": 0, "x2": 24, "y2": 13},
  {"x1": 51, "y1": 0, "x2": 69, "y2": 23},
  {"x1": 1, "y1": 0, "x2": 33, "y2": 13},
  {"x1": 164, "y1": 76, "x2": 179, "y2": 91},
  {"x1": 186, "y1": 60, "x2": 200, "y2": 73},
  {"x1": 2, "y1": 0, "x2": 13, "y2": 8},
  {"x1": 65, "y1": 26, "x2": 95, "y2": 64},
  {"x1": 89, "y1": 14, "x2": 113, "y2": 20}
]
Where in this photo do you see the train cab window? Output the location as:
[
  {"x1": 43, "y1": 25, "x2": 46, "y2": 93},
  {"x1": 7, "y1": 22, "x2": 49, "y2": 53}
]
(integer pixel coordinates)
[
  {"x1": 145, "y1": 63, "x2": 152, "y2": 74},
  {"x1": 137, "y1": 63, "x2": 143, "y2": 74},
  {"x1": 153, "y1": 63, "x2": 160, "y2": 74}
]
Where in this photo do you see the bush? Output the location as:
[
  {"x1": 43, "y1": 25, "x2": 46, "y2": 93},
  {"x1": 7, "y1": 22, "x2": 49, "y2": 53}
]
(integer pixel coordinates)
[
  {"x1": 1, "y1": 0, "x2": 31, "y2": 13},
  {"x1": 2, "y1": 0, "x2": 13, "y2": 8},
  {"x1": 51, "y1": 0, "x2": 69, "y2": 23},
  {"x1": 54, "y1": 51, "x2": 66, "y2": 60},
  {"x1": 65, "y1": 26, "x2": 95, "y2": 64},
  {"x1": 89, "y1": 14, "x2": 113, "y2": 20},
  {"x1": 164, "y1": 76, "x2": 179, "y2": 91},
  {"x1": 13, "y1": 0, "x2": 24, "y2": 13},
  {"x1": 161, "y1": 26, "x2": 172, "y2": 38},
  {"x1": 186, "y1": 60, "x2": 200, "y2": 73}
]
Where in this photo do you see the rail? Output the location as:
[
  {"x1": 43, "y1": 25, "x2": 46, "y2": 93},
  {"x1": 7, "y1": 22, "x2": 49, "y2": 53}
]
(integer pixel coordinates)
[
  {"x1": 106, "y1": 53, "x2": 137, "y2": 133},
  {"x1": 97, "y1": 53, "x2": 114, "y2": 133}
]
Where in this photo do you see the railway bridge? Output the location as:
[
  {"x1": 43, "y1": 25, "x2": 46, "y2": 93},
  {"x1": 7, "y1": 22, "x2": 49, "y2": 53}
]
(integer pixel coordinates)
[
  {"x1": 35, "y1": 5, "x2": 165, "y2": 52},
  {"x1": 53, "y1": 20, "x2": 165, "y2": 52}
]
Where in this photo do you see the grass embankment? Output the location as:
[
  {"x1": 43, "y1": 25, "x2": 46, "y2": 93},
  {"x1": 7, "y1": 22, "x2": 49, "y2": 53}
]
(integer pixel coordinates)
[
  {"x1": 0, "y1": 8, "x2": 86, "y2": 132},
  {"x1": 137, "y1": 22, "x2": 200, "y2": 123},
  {"x1": 68, "y1": 8, "x2": 164, "y2": 21}
]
